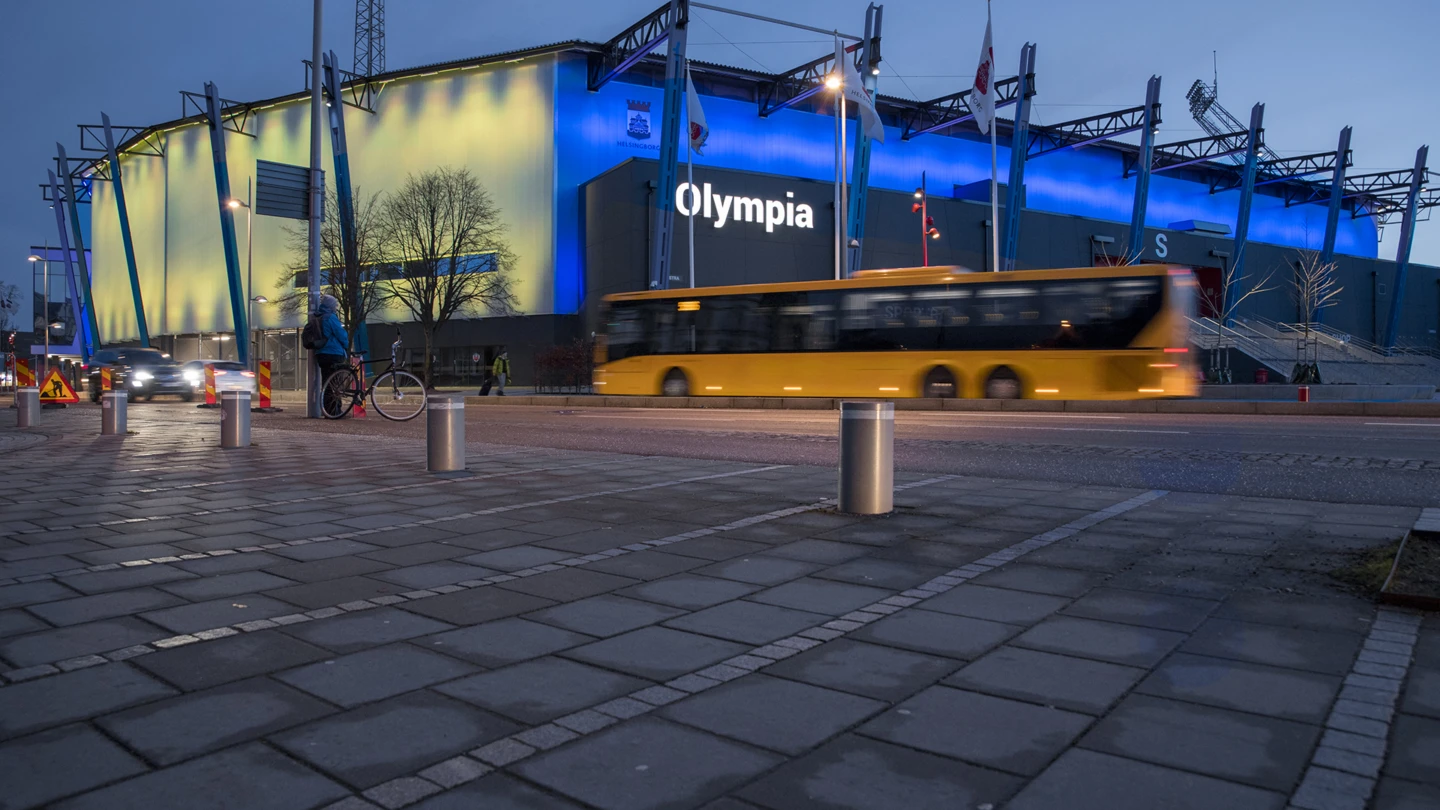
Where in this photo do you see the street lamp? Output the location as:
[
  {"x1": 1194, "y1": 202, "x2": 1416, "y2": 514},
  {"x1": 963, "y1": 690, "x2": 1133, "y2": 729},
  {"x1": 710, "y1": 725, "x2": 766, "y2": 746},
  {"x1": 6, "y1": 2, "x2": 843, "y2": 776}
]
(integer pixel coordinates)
[
  {"x1": 28, "y1": 254, "x2": 52, "y2": 369},
  {"x1": 911, "y1": 172, "x2": 940, "y2": 266},
  {"x1": 229, "y1": 181, "x2": 255, "y2": 367}
]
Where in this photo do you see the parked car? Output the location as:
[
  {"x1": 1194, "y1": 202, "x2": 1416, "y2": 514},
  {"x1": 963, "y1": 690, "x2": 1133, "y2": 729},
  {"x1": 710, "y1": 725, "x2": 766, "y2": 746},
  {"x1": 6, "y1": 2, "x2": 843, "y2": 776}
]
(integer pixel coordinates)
[
  {"x1": 87, "y1": 348, "x2": 191, "y2": 402},
  {"x1": 181, "y1": 360, "x2": 257, "y2": 396}
]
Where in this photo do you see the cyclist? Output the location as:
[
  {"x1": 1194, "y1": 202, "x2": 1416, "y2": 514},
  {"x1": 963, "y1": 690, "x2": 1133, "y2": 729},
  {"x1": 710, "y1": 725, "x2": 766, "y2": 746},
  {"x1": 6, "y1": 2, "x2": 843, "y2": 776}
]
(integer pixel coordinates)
[{"x1": 314, "y1": 294, "x2": 350, "y2": 409}]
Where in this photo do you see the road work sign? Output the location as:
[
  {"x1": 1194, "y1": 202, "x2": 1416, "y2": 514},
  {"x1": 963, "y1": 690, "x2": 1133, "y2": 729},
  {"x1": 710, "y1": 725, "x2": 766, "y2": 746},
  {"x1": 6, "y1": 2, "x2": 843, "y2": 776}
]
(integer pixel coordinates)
[{"x1": 39, "y1": 369, "x2": 80, "y2": 404}]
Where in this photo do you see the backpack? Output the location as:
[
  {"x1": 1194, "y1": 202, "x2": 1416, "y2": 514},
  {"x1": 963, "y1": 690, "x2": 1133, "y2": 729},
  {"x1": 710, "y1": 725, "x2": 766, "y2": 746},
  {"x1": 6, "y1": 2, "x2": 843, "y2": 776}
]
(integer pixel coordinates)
[{"x1": 301, "y1": 313, "x2": 327, "y2": 351}]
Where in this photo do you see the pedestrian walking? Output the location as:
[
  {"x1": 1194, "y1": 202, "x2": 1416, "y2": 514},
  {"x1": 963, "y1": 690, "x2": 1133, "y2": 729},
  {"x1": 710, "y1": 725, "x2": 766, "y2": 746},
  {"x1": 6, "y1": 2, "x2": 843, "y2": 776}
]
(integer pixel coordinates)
[{"x1": 492, "y1": 350, "x2": 510, "y2": 396}]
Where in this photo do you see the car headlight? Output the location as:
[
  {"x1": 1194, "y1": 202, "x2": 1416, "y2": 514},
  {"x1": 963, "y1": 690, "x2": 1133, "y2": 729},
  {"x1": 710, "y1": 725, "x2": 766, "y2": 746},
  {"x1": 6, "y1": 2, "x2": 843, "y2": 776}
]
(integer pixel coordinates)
[
  {"x1": 134, "y1": 370, "x2": 153, "y2": 381},
  {"x1": 183, "y1": 370, "x2": 200, "y2": 382}
]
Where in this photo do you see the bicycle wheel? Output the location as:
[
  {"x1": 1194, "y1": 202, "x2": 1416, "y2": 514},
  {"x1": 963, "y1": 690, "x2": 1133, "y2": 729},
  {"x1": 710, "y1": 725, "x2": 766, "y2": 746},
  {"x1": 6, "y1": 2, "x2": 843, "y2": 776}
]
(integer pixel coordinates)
[
  {"x1": 321, "y1": 368, "x2": 359, "y2": 419},
  {"x1": 370, "y1": 370, "x2": 427, "y2": 421}
]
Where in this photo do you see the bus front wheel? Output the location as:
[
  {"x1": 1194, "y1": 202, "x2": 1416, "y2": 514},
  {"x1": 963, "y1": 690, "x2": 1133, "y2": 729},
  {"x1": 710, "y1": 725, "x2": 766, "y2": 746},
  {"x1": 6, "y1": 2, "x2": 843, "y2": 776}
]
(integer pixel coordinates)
[
  {"x1": 984, "y1": 368, "x2": 1023, "y2": 400},
  {"x1": 661, "y1": 369, "x2": 690, "y2": 397},
  {"x1": 923, "y1": 367, "x2": 958, "y2": 398}
]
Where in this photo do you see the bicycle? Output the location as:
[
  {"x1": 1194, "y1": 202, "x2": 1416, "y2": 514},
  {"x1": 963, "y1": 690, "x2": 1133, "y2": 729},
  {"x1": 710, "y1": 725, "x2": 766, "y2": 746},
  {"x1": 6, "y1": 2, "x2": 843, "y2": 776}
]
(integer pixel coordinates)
[{"x1": 321, "y1": 333, "x2": 428, "y2": 421}]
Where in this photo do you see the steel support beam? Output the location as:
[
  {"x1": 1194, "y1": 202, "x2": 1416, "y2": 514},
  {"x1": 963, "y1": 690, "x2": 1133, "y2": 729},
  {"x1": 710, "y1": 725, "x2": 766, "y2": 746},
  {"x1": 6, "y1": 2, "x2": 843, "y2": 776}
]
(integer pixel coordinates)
[
  {"x1": 648, "y1": 1, "x2": 687, "y2": 290},
  {"x1": 758, "y1": 40, "x2": 863, "y2": 119},
  {"x1": 845, "y1": 3, "x2": 882, "y2": 274},
  {"x1": 1126, "y1": 75, "x2": 1162, "y2": 260},
  {"x1": 322, "y1": 51, "x2": 367, "y2": 357},
  {"x1": 56, "y1": 144, "x2": 100, "y2": 358},
  {"x1": 1383, "y1": 145, "x2": 1430, "y2": 351},
  {"x1": 203, "y1": 82, "x2": 250, "y2": 365},
  {"x1": 47, "y1": 170, "x2": 96, "y2": 362},
  {"x1": 1318, "y1": 126, "x2": 1353, "y2": 325},
  {"x1": 1000, "y1": 43, "x2": 1037, "y2": 271},
  {"x1": 1029, "y1": 104, "x2": 1150, "y2": 159},
  {"x1": 900, "y1": 75, "x2": 1021, "y2": 141},
  {"x1": 102, "y1": 113, "x2": 151, "y2": 347},
  {"x1": 1227, "y1": 103, "x2": 1265, "y2": 324},
  {"x1": 589, "y1": 1, "x2": 685, "y2": 92}
]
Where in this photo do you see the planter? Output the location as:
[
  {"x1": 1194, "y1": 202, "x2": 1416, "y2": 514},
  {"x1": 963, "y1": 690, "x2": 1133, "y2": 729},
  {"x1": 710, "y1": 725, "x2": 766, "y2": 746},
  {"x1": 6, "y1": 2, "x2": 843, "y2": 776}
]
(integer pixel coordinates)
[{"x1": 1379, "y1": 530, "x2": 1440, "y2": 611}]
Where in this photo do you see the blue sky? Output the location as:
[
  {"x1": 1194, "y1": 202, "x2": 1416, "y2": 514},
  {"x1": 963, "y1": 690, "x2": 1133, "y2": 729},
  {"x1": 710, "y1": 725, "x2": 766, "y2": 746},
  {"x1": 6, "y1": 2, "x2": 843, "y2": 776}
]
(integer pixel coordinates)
[{"x1": 3, "y1": 0, "x2": 1435, "y2": 298}]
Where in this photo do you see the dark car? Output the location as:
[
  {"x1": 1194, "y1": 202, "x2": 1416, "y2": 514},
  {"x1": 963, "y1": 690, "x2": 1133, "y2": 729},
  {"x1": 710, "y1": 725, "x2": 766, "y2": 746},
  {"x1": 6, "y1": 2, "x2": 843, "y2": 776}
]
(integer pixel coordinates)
[{"x1": 87, "y1": 348, "x2": 192, "y2": 402}]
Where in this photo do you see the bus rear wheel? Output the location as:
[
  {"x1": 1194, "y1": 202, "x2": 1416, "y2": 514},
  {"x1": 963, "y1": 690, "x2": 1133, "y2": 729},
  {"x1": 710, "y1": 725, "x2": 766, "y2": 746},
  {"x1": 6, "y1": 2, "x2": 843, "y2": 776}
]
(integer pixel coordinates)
[
  {"x1": 661, "y1": 369, "x2": 690, "y2": 397},
  {"x1": 984, "y1": 368, "x2": 1022, "y2": 400},
  {"x1": 923, "y1": 367, "x2": 957, "y2": 398}
]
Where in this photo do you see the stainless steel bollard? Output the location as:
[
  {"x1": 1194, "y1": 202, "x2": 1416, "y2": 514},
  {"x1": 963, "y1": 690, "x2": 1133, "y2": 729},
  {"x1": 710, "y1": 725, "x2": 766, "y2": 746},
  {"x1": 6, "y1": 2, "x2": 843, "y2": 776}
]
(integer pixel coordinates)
[
  {"x1": 16, "y1": 388, "x2": 39, "y2": 428},
  {"x1": 427, "y1": 394, "x2": 466, "y2": 472},
  {"x1": 101, "y1": 392, "x2": 127, "y2": 435},
  {"x1": 838, "y1": 400, "x2": 894, "y2": 514},
  {"x1": 220, "y1": 391, "x2": 251, "y2": 448}
]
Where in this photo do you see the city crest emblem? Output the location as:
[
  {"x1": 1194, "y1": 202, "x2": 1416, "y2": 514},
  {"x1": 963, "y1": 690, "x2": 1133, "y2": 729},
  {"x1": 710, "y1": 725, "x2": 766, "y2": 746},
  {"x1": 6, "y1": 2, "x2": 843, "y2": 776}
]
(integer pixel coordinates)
[{"x1": 626, "y1": 100, "x2": 652, "y2": 140}]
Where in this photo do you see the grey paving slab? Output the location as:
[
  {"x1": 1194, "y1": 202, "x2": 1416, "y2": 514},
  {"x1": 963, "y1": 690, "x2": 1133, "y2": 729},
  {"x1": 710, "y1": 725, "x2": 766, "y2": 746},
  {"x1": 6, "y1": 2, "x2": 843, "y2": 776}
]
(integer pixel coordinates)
[
  {"x1": 0, "y1": 723, "x2": 149, "y2": 810},
  {"x1": 1005, "y1": 748, "x2": 1286, "y2": 810},
  {"x1": 278, "y1": 644, "x2": 478, "y2": 707},
  {"x1": 582, "y1": 549, "x2": 707, "y2": 581},
  {"x1": 1012, "y1": 616, "x2": 1188, "y2": 668},
  {"x1": 59, "y1": 565, "x2": 198, "y2": 595},
  {"x1": 370, "y1": 561, "x2": 498, "y2": 590},
  {"x1": 157, "y1": 570, "x2": 299, "y2": 601},
  {"x1": 1373, "y1": 776, "x2": 1440, "y2": 810},
  {"x1": 266, "y1": 538, "x2": 383, "y2": 561},
  {"x1": 1181, "y1": 616, "x2": 1364, "y2": 677},
  {"x1": 944, "y1": 646, "x2": 1146, "y2": 715},
  {"x1": 0, "y1": 663, "x2": 177, "y2": 741},
  {"x1": 968, "y1": 562, "x2": 1107, "y2": 597},
  {"x1": 0, "y1": 580, "x2": 80, "y2": 610},
  {"x1": 267, "y1": 556, "x2": 395, "y2": 583},
  {"x1": 1061, "y1": 587, "x2": 1218, "y2": 632},
  {"x1": 1402, "y1": 667, "x2": 1440, "y2": 720},
  {"x1": 663, "y1": 673, "x2": 885, "y2": 755},
  {"x1": 693, "y1": 556, "x2": 825, "y2": 586},
  {"x1": 419, "y1": 617, "x2": 595, "y2": 668},
  {"x1": 360, "y1": 542, "x2": 469, "y2": 567},
  {"x1": 1137, "y1": 652, "x2": 1340, "y2": 723},
  {"x1": 662, "y1": 537, "x2": 774, "y2": 562},
  {"x1": 1386, "y1": 713, "x2": 1440, "y2": 785},
  {"x1": 281, "y1": 606, "x2": 454, "y2": 654},
  {"x1": 766, "y1": 639, "x2": 961, "y2": 702},
  {"x1": 398, "y1": 586, "x2": 556, "y2": 626},
  {"x1": 261, "y1": 577, "x2": 409, "y2": 610},
  {"x1": 134, "y1": 630, "x2": 333, "y2": 691},
  {"x1": 272, "y1": 691, "x2": 521, "y2": 790},
  {"x1": 852, "y1": 610, "x2": 1018, "y2": 661},
  {"x1": 99, "y1": 677, "x2": 335, "y2": 765},
  {"x1": 1213, "y1": 593, "x2": 1376, "y2": 635},
  {"x1": 746, "y1": 578, "x2": 892, "y2": 616},
  {"x1": 917, "y1": 584, "x2": 1071, "y2": 625},
  {"x1": 527, "y1": 594, "x2": 687, "y2": 638},
  {"x1": 139, "y1": 594, "x2": 300, "y2": 634},
  {"x1": 516, "y1": 716, "x2": 782, "y2": 810},
  {"x1": 442, "y1": 528, "x2": 548, "y2": 552},
  {"x1": 620, "y1": 574, "x2": 763, "y2": 610},
  {"x1": 496, "y1": 568, "x2": 640, "y2": 603},
  {"x1": 1080, "y1": 694, "x2": 1318, "y2": 791},
  {"x1": 410, "y1": 773, "x2": 585, "y2": 810},
  {"x1": 814, "y1": 558, "x2": 952, "y2": 590},
  {"x1": 664, "y1": 600, "x2": 829, "y2": 646},
  {"x1": 0, "y1": 608, "x2": 48, "y2": 639},
  {"x1": 564, "y1": 626, "x2": 750, "y2": 681},
  {"x1": 0, "y1": 617, "x2": 168, "y2": 668},
  {"x1": 436, "y1": 656, "x2": 647, "y2": 723},
  {"x1": 737, "y1": 734, "x2": 1022, "y2": 810},
  {"x1": 50, "y1": 742, "x2": 349, "y2": 810},
  {"x1": 23, "y1": 587, "x2": 183, "y2": 627},
  {"x1": 763, "y1": 539, "x2": 872, "y2": 565},
  {"x1": 174, "y1": 550, "x2": 287, "y2": 575}
]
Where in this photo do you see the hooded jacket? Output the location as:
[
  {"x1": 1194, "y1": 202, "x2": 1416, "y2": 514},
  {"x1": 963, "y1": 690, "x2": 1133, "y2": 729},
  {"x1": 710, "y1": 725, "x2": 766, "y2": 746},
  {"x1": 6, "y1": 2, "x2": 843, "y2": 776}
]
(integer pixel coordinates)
[{"x1": 316, "y1": 295, "x2": 350, "y2": 357}]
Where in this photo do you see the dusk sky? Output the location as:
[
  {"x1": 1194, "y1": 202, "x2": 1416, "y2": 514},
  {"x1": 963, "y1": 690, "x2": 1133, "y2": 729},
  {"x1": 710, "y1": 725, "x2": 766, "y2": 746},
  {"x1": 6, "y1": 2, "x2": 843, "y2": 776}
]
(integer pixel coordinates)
[{"x1": 3, "y1": 0, "x2": 1435, "y2": 299}]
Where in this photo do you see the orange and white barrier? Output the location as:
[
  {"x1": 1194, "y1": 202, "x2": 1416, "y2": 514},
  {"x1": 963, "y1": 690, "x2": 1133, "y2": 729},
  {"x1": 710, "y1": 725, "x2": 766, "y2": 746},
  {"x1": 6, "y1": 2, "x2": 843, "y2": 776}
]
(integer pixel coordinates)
[
  {"x1": 353, "y1": 359, "x2": 367, "y2": 418},
  {"x1": 100, "y1": 366, "x2": 112, "y2": 392},
  {"x1": 258, "y1": 361, "x2": 272, "y2": 409},
  {"x1": 204, "y1": 364, "x2": 217, "y2": 406},
  {"x1": 16, "y1": 358, "x2": 35, "y2": 388}
]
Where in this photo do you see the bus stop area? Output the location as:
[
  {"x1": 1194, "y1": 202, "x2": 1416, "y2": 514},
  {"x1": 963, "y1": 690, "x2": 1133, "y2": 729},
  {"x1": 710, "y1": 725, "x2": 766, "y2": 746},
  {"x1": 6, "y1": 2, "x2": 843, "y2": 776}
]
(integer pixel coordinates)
[{"x1": 2, "y1": 404, "x2": 1438, "y2": 810}]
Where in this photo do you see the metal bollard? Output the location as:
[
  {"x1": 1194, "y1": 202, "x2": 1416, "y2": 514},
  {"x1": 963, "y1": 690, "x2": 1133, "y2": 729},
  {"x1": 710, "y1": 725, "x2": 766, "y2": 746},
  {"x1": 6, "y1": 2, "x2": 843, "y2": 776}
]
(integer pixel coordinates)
[
  {"x1": 427, "y1": 394, "x2": 466, "y2": 472},
  {"x1": 1297, "y1": 385, "x2": 1310, "y2": 403},
  {"x1": 16, "y1": 388, "x2": 39, "y2": 428},
  {"x1": 838, "y1": 400, "x2": 894, "y2": 514},
  {"x1": 101, "y1": 392, "x2": 127, "y2": 435},
  {"x1": 220, "y1": 391, "x2": 251, "y2": 448}
]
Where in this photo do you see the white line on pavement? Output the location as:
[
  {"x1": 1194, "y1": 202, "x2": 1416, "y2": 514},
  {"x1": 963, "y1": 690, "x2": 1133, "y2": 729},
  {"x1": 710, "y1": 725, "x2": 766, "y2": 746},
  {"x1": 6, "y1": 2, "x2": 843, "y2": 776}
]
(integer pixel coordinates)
[{"x1": 920, "y1": 424, "x2": 1188, "y2": 435}]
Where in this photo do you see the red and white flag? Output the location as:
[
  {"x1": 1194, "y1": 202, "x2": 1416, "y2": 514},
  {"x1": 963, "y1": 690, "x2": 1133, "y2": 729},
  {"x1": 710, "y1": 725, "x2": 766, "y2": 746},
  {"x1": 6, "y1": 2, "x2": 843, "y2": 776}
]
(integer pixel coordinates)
[
  {"x1": 971, "y1": 18, "x2": 996, "y2": 135},
  {"x1": 686, "y1": 66, "x2": 709, "y2": 154},
  {"x1": 836, "y1": 36, "x2": 886, "y2": 143}
]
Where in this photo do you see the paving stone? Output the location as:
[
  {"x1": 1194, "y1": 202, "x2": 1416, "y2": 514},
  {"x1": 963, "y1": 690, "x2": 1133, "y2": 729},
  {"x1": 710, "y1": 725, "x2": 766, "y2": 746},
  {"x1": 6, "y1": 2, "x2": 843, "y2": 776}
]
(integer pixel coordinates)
[
  {"x1": 416, "y1": 755, "x2": 491, "y2": 789},
  {"x1": 1138, "y1": 652, "x2": 1340, "y2": 723},
  {"x1": 268, "y1": 538, "x2": 383, "y2": 561},
  {"x1": 57, "y1": 565, "x2": 198, "y2": 595},
  {"x1": 371, "y1": 561, "x2": 498, "y2": 590},
  {"x1": 583, "y1": 549, "x2": 706, "y2": 581},
  {"x1": 280, "y1": 606, "x2": 454, "y2": 654},
  {"x1": 436, "y1": 656, "x2": 647, "y2": 724},
  {"x1": 1313, "y1": 746, "x2": 1383, "y2": 779},
  {"x1": 50, "y1": 742, "x2": 349, "y2": 810},
  {"x1": 470, "y1": 738, "x2": 537, "y2": 767},
  {"x1": 969, "y1": 563, "x2": 1105, "y2": 597},
  {"x1": 1401, "y1": 667, "x2": 1440, "y2": 720},
  {"x1": 1372, "y1": 775, "x2": 1440, "y2": 810},
  {"x1": 139, "y1": 594, "x2": 301, "y2": 634},
  {"x1": 174, "y1": 550, "x2": 287, "y2": 575},
  {"x1": 1005, "y1": 748, "x2": 1286, "y2": 810},
  {"x1": 763, "y1": 539, "x2": 872, "y2": 565},
  {"x1": 362, "y1": 776, "x2": 443, "y2": 809},
  {"x1": 400, "y1": 586, "x2": 555, "y2": 625},
  {"x1": 278, "y1": 643, "x2": 477, "y2": 707},
  {"x1": 157, "y1": 570, "x2": 299, "y2": 601},
  {"x1": 738, "y1": 733, "x2": 1021, "y2": 810},
  {"x1": 1213, "y1": 593, "x2": 1375, "y2": 634},
  {"x1": 1080, "y1": 694, "x2": 1318, "y2": 790},
  {"x1": 765, "y1": 638, "x2": 960, "y2": 702},
  {"x1": 851, "y1": 610, "x2": 1018, "y2": 661},
  {"x1": 812, "y1": 558, "x2": 950, "y2": 590},
  {"x1": 1061, "y1": 587, "x2": 1218, "y2": 632},
  {"x1": 516, "y1": 716, "x2": 781, "y2": 810},
  {"x1": 693, "y1": 556, "x2": 825, "y2": 586},
  {"x1": 0, "y1": 608, "x2": 49, "y2": 639},
  {"x1": 1012, "y1": 616, "x2": 1187, "y2": 668},
  {"x1": 945, "y1": 646, "x2": 1146, "y2": 714},
  {"x1": 268, "y1": 556, "x2": 395, "y2": 583},
  {"x1": 0, "y1": 723, "x2": 148, "y2": 810},
  {"x1": 527, "y1": 594, "x2": 687, "y2": 638},
  {"x1": 0, "y1": 580, "x2": 79, "y2": 611},
  {"x1": 133, "y1": 629, "x2": 332, "y2": 691},
  {"x1": 564, "y1": 626, "x2": 750, "y2": 681},
  {"x1": 496, "y1": 567, "x2": 638, "y2": 602},
  {"x1": 23, "y1": 587, "x2": 184, "y2": 627},
  {"x1": 360, "y1": 542, "x2": 467, "y2": 567},
  {"x1": 1385, "y1": 713, "x2": 1440, "y2": 784},
  {"x1": 459, "y1": 545, "x2": 575, "y2": 571},
  {"x1": 619, "y1": 573, "x2": 762, "y2": 610},
  {"x1": 262, "y1": 577, "x2": 410, "y2": 610},
  {"x1": 917, "y1": 584, "x2": 1071, "y2": 625},
  {"x1": 747, "y1": 578, "x2": 893, "y2": 616},
  {"x1": 272, "y1": 691, "x2": 521, "y2": 790},
  {"x1": 0, "y1": 662, "x2": 176, "y2": 741},
  {"x1": 1180, "y1": 617, "x2": 1364, "y2": 676},
  {"x1": 99, "y1": 677, "x2": 335, "y2": 765},
  {"x1": 663, "y1": 673, "x2": 885, "y2": 755},
  {"x1": 0, "y1": 616, "x2": 167, "y2": 667},
  {"x1": 662, "y1": 536, "x2": 772, "y2": 562},
  {"x1": 420, "y1": 617, "x2": 595, "y2": 668},
  {"x1": 409, "y1": 772, "x2": 585, "y2": 810},
  {"x1": 664, "y1": 600, "x2": 830, "y2": 646}
]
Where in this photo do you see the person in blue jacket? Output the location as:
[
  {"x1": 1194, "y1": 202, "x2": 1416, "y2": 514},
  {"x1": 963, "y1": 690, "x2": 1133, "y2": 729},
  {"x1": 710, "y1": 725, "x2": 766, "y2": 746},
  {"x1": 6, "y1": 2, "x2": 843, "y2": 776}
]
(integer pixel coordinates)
[{"x1": 315, "y1": 294, "x2": 350, "y2": 388}]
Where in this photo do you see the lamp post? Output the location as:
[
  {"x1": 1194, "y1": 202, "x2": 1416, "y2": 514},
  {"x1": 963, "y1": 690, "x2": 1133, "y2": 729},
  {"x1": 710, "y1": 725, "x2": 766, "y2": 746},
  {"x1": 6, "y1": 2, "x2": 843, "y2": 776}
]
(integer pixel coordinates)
[
  {"x1": 27, "y1": 254, "x2": 49, "y2": 369},
  {"x1": 825, "y1": 70, "x2": 845, "y2": 280},
  {"x1": 911, "y1": 171, "x2": 940, "y2": 266},
  {"x1": 228, "y1": 179, "x2": 253, "y2": 367}
]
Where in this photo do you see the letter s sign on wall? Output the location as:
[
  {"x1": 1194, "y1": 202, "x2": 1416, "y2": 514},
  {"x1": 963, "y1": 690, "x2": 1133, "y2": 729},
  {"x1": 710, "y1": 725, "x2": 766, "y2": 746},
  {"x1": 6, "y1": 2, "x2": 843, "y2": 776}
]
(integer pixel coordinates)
[{"x1": 1154, "y1": 233, "x2": 1168, "y2": 259}]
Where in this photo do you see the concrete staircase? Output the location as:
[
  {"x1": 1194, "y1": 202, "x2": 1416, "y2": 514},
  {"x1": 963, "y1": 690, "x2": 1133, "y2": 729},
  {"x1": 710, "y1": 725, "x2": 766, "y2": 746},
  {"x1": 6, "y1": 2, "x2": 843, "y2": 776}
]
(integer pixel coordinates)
[{"x1": 1188, "y1": 316, "x2": 1440, "y2": 387}]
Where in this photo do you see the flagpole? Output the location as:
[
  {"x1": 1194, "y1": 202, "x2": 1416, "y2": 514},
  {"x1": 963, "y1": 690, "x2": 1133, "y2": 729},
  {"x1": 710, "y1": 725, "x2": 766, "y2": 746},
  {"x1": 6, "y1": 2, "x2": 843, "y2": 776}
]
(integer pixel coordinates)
[
  {"x1": 840, "y1": 93, "x2": 848, "y2": 279},
  {"x1": 833, "y1": 52, "x2": 842, "y2": 281},
  {"x1": 988, "y1": 0, "x2": 999, "y2": 272},
  {"x1": 686, "y1": 62, "x2": 696, "y2": 289}
]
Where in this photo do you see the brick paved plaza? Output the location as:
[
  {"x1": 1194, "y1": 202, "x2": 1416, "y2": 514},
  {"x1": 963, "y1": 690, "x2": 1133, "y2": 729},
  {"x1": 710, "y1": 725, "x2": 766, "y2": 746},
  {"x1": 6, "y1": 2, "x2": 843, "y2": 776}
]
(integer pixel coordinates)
[{"x1": 1, "y1": 406, "x2": 1437, "y2": 810}]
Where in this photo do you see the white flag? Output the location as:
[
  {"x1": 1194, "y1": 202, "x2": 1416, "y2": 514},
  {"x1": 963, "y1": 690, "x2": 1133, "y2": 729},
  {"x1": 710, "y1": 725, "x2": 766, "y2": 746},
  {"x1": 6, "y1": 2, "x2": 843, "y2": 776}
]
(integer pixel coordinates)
[
  {"x1": 971, "y1": 18, "x2": 996, "y2": 135},
  {"x1": 836, "y1": 37, "x2": 885, "y2": 144},
  {"x1": 686, "y1": 67, "x2": 709, "y2": 155}
]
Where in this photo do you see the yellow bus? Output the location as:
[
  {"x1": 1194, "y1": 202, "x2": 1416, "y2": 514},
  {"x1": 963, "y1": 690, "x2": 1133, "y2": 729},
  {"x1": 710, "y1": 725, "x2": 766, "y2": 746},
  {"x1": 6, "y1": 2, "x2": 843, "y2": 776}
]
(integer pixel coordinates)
[{"x1": 594, "y1": 265, "x2": 1199, "y2": 400}]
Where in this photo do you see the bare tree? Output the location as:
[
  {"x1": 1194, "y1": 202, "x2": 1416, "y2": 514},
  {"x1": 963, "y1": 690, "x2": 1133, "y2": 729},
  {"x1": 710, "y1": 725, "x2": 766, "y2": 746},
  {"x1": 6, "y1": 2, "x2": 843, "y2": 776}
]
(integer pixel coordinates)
[
  {"x1": 1288, "y1": 249, "x2": 1342, "y2": 383},
  {"x1": 377, "y1": 167, "x2": 518, "y2": 385},
  {"x1": 276, "y1": 185, "x2": 388, "y2": 351},
  {"x1": 1196, "y1": 252, "x2": 1276, "y2": 383},
  {"x1": 0, "y1": 282, "x2": 20, "y2": 333}
]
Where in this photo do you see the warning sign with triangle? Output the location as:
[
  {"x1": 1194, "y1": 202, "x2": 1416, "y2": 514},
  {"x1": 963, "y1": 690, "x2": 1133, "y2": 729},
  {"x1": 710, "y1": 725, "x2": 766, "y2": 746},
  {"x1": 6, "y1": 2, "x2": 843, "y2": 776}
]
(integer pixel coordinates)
[{"x1": 39, "y1": 369, "x2": 80, "y2": 404}]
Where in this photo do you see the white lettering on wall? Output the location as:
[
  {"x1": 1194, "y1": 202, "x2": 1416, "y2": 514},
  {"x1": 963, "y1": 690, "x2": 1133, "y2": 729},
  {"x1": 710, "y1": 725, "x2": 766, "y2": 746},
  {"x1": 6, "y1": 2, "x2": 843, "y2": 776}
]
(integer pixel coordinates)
[
  {"x1": 677, "y1": 182, "x2": 815, "y2": 233},
  {"x1": 1155, "y1": 232, "x2": 1168, "y2": 259}
]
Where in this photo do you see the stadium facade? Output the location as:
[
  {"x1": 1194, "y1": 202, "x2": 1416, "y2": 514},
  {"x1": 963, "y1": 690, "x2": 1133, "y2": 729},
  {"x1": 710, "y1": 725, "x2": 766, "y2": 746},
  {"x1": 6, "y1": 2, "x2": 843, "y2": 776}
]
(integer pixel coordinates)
[{"x1": 78, "y1": 40, "x2": 1438, "y2": 385}]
